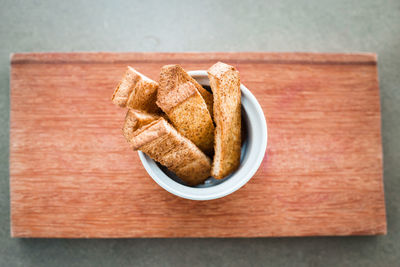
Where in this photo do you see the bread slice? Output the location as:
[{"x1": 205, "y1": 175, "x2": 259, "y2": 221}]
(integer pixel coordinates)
[
  {"x1": 157, "y1": 81, "x2": 214, "y2": 155},
  {"x1": 112, "y1": 66, "x2": 160, "y2": 113},
  {"x1": 208, "y1": 62, "x2": 241, "y2": 179},
  {"x1": 158, "y1": 64, "x2": 213, "y2": 116},
  {"x1": 130, "y1": 118, "x2": 211, "y2": 186},
  {"x1": 123, "y1": 109, "x2": 160, "y2": 143}
]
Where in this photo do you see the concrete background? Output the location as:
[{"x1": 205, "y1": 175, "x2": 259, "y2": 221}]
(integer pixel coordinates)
[{"x1": 1, "y1": 0, "x2": 399, "y2": 266}]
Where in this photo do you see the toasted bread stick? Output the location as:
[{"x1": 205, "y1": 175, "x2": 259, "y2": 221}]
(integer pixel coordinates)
[
  {"x1": 157, "y1": 81, "x2": 214, "y2": 155},
  {"x1": 112, "y1": 66, "x2": 159, "y2": 113},
  {"x1": 123, "y1": 109, "x2": 160, "y2": 143},
  {"x1": 208, "y1": 62, "x2": 241, "y2": 179},
  {"x1": 130, "y1": 118, "x2": 211, "y2": 186},
  {"x1": 158, "y1": 64, "x2": 213, "y2": 116}
]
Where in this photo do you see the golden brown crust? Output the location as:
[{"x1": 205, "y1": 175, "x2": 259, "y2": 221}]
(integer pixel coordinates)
[
  {"x1": 157, "y1": 64, "x2": 213, "y2": 116},
  {"x1": 112, "y1": 67, "x2": 141, "y2": 107},
  {"x1": 157, "y1": 82, "x2": 215, "y2": 155},
  {"x1": 129, "y1": 118, "x2": 170, "y2": 150},
  {"x1": 129, "y1": 118, "x2": 211, "y2": 186},
  {"x1": 112, "y1": 67, "x2": 160, "y2": 113},
  {"x1": 208, "y1": 62, "x2": 241, "y2": 179},
  {"x1": 122, "y1": 109, "x2": 160, "y2": 143},
  {"x1": 156, "y1": 79, "x2": 198, "y2": 113}
]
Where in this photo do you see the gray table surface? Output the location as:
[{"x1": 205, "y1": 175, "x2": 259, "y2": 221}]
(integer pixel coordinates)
[{"x1": 1, "y1": 0, "x2": 399, "y2": 266}]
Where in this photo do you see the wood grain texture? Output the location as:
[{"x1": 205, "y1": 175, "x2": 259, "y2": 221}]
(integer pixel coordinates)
[{"x1": 10, "y1": 52, "x2": 386, "y2": 238}]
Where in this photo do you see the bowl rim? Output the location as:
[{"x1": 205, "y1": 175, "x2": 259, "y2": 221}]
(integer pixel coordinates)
[{"x1": 138, "y1": 70, "x2": 268, "y2": 200}]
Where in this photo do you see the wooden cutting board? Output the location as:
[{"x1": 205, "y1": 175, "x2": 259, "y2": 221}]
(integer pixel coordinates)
[{"x1": 10, "y1": 52, "x2": 386, "y2": 238}]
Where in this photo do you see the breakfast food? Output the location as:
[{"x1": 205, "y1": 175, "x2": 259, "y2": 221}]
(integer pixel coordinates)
[
  {"x1": 123, "y1": 109, "x2": 160, "y2": 143},
  {"x1": 158, "y1": 64, "x2": 213, "y2": 116},
  {"x1": 112, "y1": 62, "x2": 242, "y2": 186},
  {"x1": 157, "y1": 81, "x2": 214, "y2": 155},
  {"x1": 129, "y1": 118, "x2": 211, "y2": 186},
  {"x1": 112, "y1": 66, "x2": 159, "y2": 113},
  {"x1": 208, "y1": 62, "x2": 241, "y2": 179}
]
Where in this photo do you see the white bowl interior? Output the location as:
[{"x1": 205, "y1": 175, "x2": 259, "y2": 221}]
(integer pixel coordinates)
[{"x1": 138, "y1": 70, "x2": 267, "y2": 200}]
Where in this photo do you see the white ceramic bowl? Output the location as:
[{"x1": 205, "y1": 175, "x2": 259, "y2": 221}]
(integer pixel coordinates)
[{"x1": 138, "y1": 70, "x2": 267, "y2": 200}]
